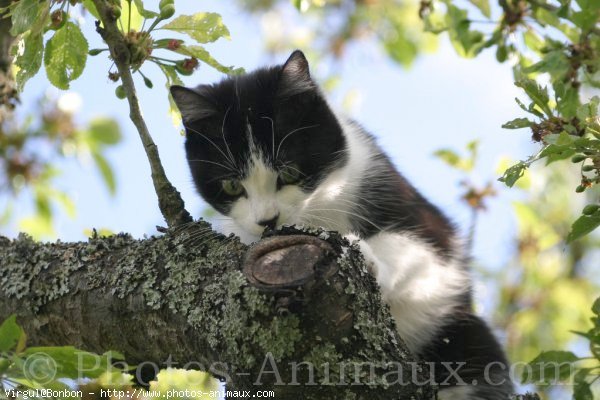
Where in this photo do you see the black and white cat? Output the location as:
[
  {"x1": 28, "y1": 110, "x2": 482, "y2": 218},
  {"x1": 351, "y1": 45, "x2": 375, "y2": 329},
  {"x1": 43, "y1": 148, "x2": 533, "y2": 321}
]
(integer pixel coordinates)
[{"x1": 171, "y1": 50, "x2": 513, "y2": 399}]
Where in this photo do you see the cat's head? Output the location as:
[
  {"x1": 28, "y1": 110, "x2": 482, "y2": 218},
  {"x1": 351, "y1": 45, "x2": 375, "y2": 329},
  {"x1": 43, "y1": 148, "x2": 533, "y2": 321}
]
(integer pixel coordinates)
[{"x1": 171, "y1": 50, "x2": 347, "y2": 236}]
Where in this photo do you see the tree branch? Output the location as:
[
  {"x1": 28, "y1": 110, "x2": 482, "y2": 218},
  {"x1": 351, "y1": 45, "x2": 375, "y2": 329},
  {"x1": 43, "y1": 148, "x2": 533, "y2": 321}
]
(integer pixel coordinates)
[
  {"x1": 91, "y1": 0, "x2": 191, "y2": 228},
  {"x1": 0, "y1": 224, "x2": 434, "y2": 399}
]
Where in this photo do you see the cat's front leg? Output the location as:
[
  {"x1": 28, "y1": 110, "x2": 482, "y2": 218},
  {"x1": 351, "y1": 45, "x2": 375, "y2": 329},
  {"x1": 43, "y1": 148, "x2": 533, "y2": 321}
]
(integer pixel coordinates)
[
  {"x1": 345, "y1": 233, "x2": 513, "y2": 400},
  {"x1": 344, "y1": 232, "x2": 469, "y2": 353}
]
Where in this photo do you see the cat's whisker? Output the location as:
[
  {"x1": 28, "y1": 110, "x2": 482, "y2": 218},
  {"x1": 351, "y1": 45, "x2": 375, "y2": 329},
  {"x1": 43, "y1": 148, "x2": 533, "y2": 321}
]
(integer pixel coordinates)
[
  {"x1": 297, "y1": 212, "x2": 345, "y2": 232},
  {"x1": 306, "y1": 207, "x2": 384, "y2": 231},
  {"x1": 187, "y1": 159, "x2": 234, "y2": 172},
  {"x1": 275, "y1": 124, "x2": 320, "y2": 161},
  {"x1": 185, "y1": 125, "x2": 237, "y2": 171},
  {"x1": 281, "y1": 162, "x2": 307, "y2": 178},
  {"x1": 260, "y1": 116, "x2": 276, "y2": 162},
  {"x1": 205, "y1": 173, "x2": 241, "y2": 185},
  {"x1": 221, "y1": 106, "x2": 237, "y2": 169},
  {"x1": 308, "y1": 197, "x2": 413, "y2": 231}
]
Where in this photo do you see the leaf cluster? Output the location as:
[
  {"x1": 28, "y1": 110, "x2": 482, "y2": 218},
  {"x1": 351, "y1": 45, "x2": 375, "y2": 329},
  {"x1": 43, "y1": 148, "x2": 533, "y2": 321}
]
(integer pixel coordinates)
[
  {"x1": 3, "y1": 0, "x2": 243, "y2": 123},
  {"x1": 0, "y1": 315, "x2": 129, "y2": 399},
  {"x1": 0, "y1": 315, "x2": 217, "y2": 400},
  {"x1": 521, "y1": 297, "x2": 600, "y2": 400},
  {"x1": 418, "y1": 0, "x2": 600, "y2": 239}
]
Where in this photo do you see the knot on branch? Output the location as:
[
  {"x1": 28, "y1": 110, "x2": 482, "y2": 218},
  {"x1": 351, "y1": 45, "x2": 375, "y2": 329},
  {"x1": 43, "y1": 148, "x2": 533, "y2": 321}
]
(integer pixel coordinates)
[{"x1": 243, "y1": 235, "x2": 338, "y2": 290}]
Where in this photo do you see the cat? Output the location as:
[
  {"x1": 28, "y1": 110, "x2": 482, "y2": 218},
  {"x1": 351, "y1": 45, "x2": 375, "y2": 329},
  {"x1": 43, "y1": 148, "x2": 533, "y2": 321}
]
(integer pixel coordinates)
[{"x1": 170, "y1": 50, "x2": 514, "y2": 399}]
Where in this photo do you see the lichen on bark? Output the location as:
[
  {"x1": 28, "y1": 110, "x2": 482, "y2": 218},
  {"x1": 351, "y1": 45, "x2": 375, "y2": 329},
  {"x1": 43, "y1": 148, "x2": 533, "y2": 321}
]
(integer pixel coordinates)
[{"x1": 0, "y1": 222, "x2": 434, "y2": 399}]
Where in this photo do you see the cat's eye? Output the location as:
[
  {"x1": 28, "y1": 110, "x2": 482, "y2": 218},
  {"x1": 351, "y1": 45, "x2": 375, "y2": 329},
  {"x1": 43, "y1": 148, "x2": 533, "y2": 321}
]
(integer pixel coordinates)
[
  {"x1": 222, "y1": 179, "x2": 244, "y2": 196},
  {"x1": 279, "y1": 163, "x2": 302, "y2": 185}
]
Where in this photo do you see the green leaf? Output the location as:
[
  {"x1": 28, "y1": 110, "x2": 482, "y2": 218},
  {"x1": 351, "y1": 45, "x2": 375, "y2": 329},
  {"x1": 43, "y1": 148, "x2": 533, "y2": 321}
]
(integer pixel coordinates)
[
  {"x1": 35, "y1": 191, "x2": 52, "y2": 220},
  {"x1": 159, "y1": 64, "x2": 184, "y2": 126},
  {"x1": 540, "y1": 144, "x2": 575, "y2": 164},
  {"x1": 433, "y1": 148, "x2": 474, "y2": 171},
  {"x1": 120, "y1": 0, "x2": 144, "y2": 31},
  {"x1": 384, "y1": 32, "x2": 419, "y2": 68},
  {"x1": 174, "y1": 44, "x2": 243, "y2": 75},
  {"x1": 467, "y1": 139, "x2": 478, "y2": 154},
  {"x1": 13, "y1": 32, "x2": 44, "y2": 92},
  {"x1": 0, "y1": 315, "x2": 23, "y2": 352},
  {"x1": 468, "y1": 0, "x2": 491, "y2": 18},
  {"x1": 576, "y1": 96, "x2": 599, "y2": 121},
  {"x1": 81, "y1": 0, "x2": 101, "y2": 20},
  {"x1": 433, "y1": 149, "x2": 460, "y2": 166},
  {"x1": 44, "y1": 22, "x2": 89, "y2": 90},
  {"x1": 515, "y1": 79, "x2": 553, "y2": 117},
  {"x1": 555, "y1": 82, "x2": 580, "y2": 118},
  {"x1": 160, "y1": 13, "x2": 231, "y2": 44},
  {"x1": 523, "y1": 30, "x2": 544, "y2": 53},
  {"x1": 515, "y1": 97, "x2": 544, "y2": 118},
  {"x1": 592, "y1": 297, "x2": 600, "y2": 315},
  {"x1": 534, "y1": 7, "x2": 562, "y2": 28},
  {"x1": 567, "y1": 214, "x2": 600, "y2": 242},
  {"x1": 499, "y1": 161, "x2": 528, "y2": 187},
  {"x1": 576, "y1": 0, "x2": 600, "y2": 11},
  {"x1": 523, "y1": 50, "x2": 569, "y2": 78},
  {"x1": 51, "y1": 189, "x2": 76, "y2": 219},
  {"x1": 571, "y1": 10, "x2": 597, "y2": 31},
  {"x1": 10, "y1": 0, "x2": 48, "y2": 36},
  {"x1": 573, "y1": 370, "x2": 593, "y2": 400},
  {"x1": 92, "y1": 153, "x2": 117, "y2": 196},
  {"x1": 556, "y1": 131, "x2": 574, "y2": 145},
  {"x1": 522, "y1": 351, "x2": 579, "y2": 384},
  {"x1": 87, "y1": 118, "x2": 122, "y2": 146},
  {"x1": 0, "y1": 201, "x2": 12, "y2": 226},
  {"x1": 133, "y1": 0, "x2": 158, "y2": 18},
  {"x1": 24, "y1": 347, "x2": 111, "y2": 379},
  {"x1": 502, "y1": 118, "x2": 533, "y2": 129},
  {"x1": 556, "y1": 0, "x2": 571, "y2": 17},
  {"x1": 445, "y1": 5, "x2": 485, "y2": 57},
  {"x1": 540, "y1": 132, "x2": 576, "y2": 163},
  {"x1": 422, "y1": 12, "x2": 447, "y2": 34}
]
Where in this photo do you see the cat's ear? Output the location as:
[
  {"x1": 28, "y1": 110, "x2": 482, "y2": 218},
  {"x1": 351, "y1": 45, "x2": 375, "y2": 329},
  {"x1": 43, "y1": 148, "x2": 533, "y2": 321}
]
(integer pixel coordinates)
[
  {"x1": 170, "y1": 85, "x2": 217, "y2": 123},
  {"x1": 278, "y1": 50, "x2": 315, "y2": 98}
]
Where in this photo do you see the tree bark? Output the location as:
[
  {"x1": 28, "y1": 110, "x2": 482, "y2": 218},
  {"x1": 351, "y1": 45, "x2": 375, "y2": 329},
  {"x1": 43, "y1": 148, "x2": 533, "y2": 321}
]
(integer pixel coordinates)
[{"x1": 0, "y1": 223, "x2": 435, "y2": 399}]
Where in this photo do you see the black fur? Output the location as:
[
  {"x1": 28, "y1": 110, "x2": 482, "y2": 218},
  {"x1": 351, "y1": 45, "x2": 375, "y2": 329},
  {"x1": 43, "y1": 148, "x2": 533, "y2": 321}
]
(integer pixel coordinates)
[{"x1": 419, "y1": 314, "x2": 514, "y2": 399}]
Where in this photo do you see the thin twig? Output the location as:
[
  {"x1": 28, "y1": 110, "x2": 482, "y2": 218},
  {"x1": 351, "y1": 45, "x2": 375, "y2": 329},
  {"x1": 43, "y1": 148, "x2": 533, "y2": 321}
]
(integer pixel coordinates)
[{"x1": 91, "y1": 0, "x2": 192, "y2": 228}]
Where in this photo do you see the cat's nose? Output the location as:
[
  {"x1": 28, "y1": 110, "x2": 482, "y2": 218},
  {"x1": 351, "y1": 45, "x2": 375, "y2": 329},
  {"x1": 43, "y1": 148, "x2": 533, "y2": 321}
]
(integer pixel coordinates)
[{"x1": 257, "y1": 214, "x2": 279, "y2": 230}]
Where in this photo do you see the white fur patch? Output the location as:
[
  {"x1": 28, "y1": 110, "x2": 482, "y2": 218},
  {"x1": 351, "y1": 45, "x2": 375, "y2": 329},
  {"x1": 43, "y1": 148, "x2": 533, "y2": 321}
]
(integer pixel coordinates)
[
  {"x1": 352, "y1": 232, "x2": 470, "y2": 353},
  {"x1": 227, "y1": 146, "x2": 306, "y2": 241}
]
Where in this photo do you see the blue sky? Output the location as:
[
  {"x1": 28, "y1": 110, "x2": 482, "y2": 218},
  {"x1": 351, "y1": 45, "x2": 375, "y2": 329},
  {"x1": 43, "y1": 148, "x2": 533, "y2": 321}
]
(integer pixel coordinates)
[{"x1": 5, "y1": 1, "x2": 535, "y2": 270}]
